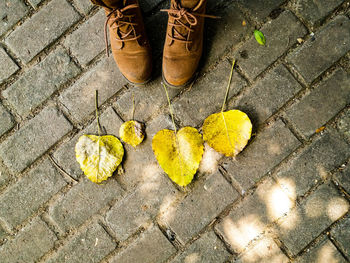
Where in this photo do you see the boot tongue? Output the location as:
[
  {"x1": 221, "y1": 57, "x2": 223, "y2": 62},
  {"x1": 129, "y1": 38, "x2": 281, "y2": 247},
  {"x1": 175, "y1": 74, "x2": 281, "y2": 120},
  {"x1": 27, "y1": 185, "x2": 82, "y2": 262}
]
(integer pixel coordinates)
[{"x1": 180, "y1": 0, "x2": 199, "y2": 9}]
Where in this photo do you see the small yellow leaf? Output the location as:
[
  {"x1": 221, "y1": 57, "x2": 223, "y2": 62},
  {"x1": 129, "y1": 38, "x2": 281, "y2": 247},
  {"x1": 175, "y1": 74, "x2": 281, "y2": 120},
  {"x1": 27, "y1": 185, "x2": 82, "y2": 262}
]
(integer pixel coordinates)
[
  {"x1": 316, "y1": 126, "x2": 325, "y2": 133},
  {"x1": 202, "y1": 110, "x2": 252, "y2": 157},
  {"x1": 75, "y1": 135, "x2": 124, "y2": 183},
  {"x1": 152, "y1": 127, "x2": 204, "y2": 187},
  {"x1": 119, "y1": 120, "x2": 145, "y2": 147}
]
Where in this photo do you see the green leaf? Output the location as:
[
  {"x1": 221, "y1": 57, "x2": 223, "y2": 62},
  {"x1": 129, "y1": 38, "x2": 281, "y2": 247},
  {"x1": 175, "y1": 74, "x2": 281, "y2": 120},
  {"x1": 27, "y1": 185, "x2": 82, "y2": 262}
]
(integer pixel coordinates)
[{"x1": 254, "y1": 30, "x2": 266, "y2": 45}]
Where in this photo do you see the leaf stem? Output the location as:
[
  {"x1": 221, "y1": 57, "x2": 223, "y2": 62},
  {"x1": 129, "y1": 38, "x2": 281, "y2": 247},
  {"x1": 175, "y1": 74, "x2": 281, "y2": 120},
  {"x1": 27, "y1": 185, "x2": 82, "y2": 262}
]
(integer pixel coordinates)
[
  {"x1": 95, "y1": 90, "x2": 101, "y2": 137},
  {"x1": 163, "y1": 83, "x2": 177, "y2": 134},
  {"x1": 132, "y1": 92, "x2": 135, "y2": 120},
  {"x1": 221, "y1": 59, "x2": 236, "y2": 112}
]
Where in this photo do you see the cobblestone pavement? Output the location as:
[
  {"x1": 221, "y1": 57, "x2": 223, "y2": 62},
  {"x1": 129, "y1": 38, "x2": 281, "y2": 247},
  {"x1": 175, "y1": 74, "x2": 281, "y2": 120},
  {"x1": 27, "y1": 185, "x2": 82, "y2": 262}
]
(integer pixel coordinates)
[{"x1": 0, "y1": 0, "x2": 350, "y2": 262}]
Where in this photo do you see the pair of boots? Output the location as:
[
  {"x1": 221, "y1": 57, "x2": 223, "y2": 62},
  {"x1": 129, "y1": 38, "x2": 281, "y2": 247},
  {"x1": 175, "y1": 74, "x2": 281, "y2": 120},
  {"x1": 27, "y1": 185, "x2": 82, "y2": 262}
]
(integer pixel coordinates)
[{"x1": 91, "y1": 0, "x2": 210, "y2": 87}]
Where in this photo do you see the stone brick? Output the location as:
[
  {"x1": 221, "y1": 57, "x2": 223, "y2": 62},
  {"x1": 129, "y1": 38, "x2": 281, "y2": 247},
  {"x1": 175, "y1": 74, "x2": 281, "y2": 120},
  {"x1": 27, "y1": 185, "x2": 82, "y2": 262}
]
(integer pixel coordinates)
[
  {"x1": 0, "y1": 159, "x2": 66, "y2": 229},
  {"x1": 72, "y1": 0, "x2": 94, "y2": 15},
  {"x1": 110, "y1": 225, "x2": 175, "y2": 263},
  {"x1": 0, "y1": 103, "x2": 15, "y2": 137},
  {"x1": 229, "y1": 64, "x2": 302, "y2": 126},
  {"x1": 49, "y1": 177, "x2": 123, "y2": 233},
  {"x1": 0, "y1": 0, "x2": 29, "y2": 36},
  {"x1": 336, "y1": 108, "x2": 350, "y2": 143},
  {"x1": 106, "y1": 173, "x2": 178, "y2": 241},
  {"x1": 53, "y1": 107, "x2": 123, "y2": 180},
  {"x1": 0, "y1": 47, "x2": 18, "y2": 83},
  {"x1": 222, "y1": 120, "x2": 300, "y2": 191},
  {"x1": 285, "y1": 68, "x2": 350, "y2": 138},
  {"x1": 233, "y1": 11, "x2": 307, "y2": 81},
  {"x1": 0, "y1": 164, "x2": 11, "y2": 189},
  {"x1": 292, "y1": 0, "x2": 344, "y2": 27},
  {"x1": 275, "y1": 131, "x2": 349, "y2": 198},
  {"x1": 204, "y1": 3, "x2": 252, "y2": 69},
  {"x1": 216, "y1": 178, "x2": 293, "y2": 253},
  {"x1": 145, "y1": 11, "x2": 168, "y2": 59},
  {"x1": 59, "y1": 56, "x2": 126, "y2": 123},
  {"x1": 5, "y1": 0, "x2": 80, "y2": 63},
  {"x1": 114, "y1": 76, "x2": 180, "y2": 123},
  {"x1": 0, "y1": 106, "x2": 72, "y2": 173},
  {"x1": 233, "y1": 236, "x2": 289, "y2": 263},
  {"x1": 286, "y1": 16, "x2": 350, "y2": 84},
  {"x1": 161, "y1": 171, "x2": 239, "y2": 244},
  {"x1": 46, "y1": 223, "x2": 116, "y2": 263},
  {"x1": 116, "y1": 114, "x2": 173, "y2": 189},
  {"x1": 331, "y1": 216, "x2": 350, "y2": 259},
  {"x1": 173, "y1": 60, "x2": 247, "y2": 127},
  {"x1": 3, "y1": 47, "x2": 80, "y2": 117},
  {"x1": 171, "y1": 231, "x2": 230, "y2": 263},
  {"x1": 275, "y1": 182, "x2": 349, "y2": 256},
  {"x1": 295, "y1": 236, "x2": 346, "y2": 263},
  {"x1": 28, "y1": 0, "x2": 43, "y2": 8},
  {"x1": 334, "y1": 163, "x2": 350, "y2": 194},
  {"x1": 237, "y1": 0, "x2": 285, "y2": 21},
  {"x1": 63, "y1": 10, "x2": 105, "y2": 66},
  {"x1": 0, "y1": 218, "x2": 56, "y2": 263},
  {"x1": 140, "y1": 0, "x2": 163, "y2": 13}
]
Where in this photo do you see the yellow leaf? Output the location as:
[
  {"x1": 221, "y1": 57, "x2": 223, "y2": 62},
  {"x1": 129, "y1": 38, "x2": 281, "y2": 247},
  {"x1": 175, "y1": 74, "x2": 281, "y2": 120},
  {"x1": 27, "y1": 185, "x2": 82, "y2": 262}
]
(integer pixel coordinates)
[
  {"x1": 119, "y1": 120, "x2": 145, "y2": 147},
  {"x1": 316, "y1": 126, "x2": 325, "y2": 133},
  {"x1": 75, "y1": 135, "x2": 124, "y2": 183},
  {"x1": 202, "y1": 110, "x2": 252, "y2": 157},
  {"x1": 152, "y1": 127, "x2": 204, "y2": 187}
]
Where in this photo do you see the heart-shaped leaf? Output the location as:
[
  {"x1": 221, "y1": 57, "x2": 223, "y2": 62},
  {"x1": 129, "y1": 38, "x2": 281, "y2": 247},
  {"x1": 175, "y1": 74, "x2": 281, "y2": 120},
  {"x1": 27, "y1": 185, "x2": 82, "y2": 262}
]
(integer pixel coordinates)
[
  {"x1": 202, "y1": 110, "x2": 252, "y2": 157},
  {"x1": 152, "y1": 127, "x2": 204, "y2": 187},
  {"x1": 120, "y1": 120, "x2": 145, "y2": 147},
  {"x1": 75, "y1": 135, "x2": 124, "y2": 183},
  {"x1": 254, "y1": 30, "x2": 266, "y2": 45}
]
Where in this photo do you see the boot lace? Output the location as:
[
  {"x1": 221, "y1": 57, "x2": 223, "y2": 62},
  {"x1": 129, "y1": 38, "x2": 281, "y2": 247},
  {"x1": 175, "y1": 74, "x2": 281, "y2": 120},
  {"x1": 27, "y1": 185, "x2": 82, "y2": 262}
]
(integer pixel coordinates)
[
  {"x1": 104, "y1": 4, "x2": 141, "y2": 55},
  {"x1": 161, "y1": 2, "x2": 218, "y2": 50}
]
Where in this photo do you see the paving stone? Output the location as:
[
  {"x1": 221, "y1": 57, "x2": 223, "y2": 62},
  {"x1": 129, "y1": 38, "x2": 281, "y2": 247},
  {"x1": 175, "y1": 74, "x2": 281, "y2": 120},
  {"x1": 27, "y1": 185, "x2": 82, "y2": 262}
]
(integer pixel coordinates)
[
  {"x1": 106, "y1": 172, "x2": 178, "y2": 241},
  {"x1": 229, "y1": 64, "x2": 302, "y2": 126},
  {"x1": 5, "y1": 0, "x2": 80, "y2": 63},
  {"x1": 49, "y1": 177, "x2": 123, "y2": 233},
  {"x1": 0, "y1": 103, "x2": 15, "y2": 137},
  {"x1": 295, "y1": 236, "x2": 346, "y2": 263},
  {"x1": 46, "y1": 223, "x2": 116, "y2": 263},
  {"x1": 292, "y1": 0, "x2": 344, "y2": 27},
  {"x1": 0, "y1": 47, "x2": 18, "y2": 83},
  {"x1": 146, "y1": 11, "x2": 168, "y2": 59},
  {"x1": 0, "y1": 0, "x2": 29, "y2": 36},
  {"x1": 0, "y1": 164, "x2": 11, "y2": 189},
  {"x1": 216, "y1": 178, "x2": 293, "y2": 253},
  {"x1": 140, "y1": 0, "x2": 163, "y2": 13},
  {"x1": 204, "y1": 3, "x2": 252, "y2": 69},
  {"x1": 0, "y1": 218, "x2": 56, "y2": 263},
  {"x1": 233, "y1": 236, "x2": 289, "y2": 263},
  {"x1": 59, "y1": 56, "x2": 126, "y2": 123},
  {"x1": 72, "y1": 0, "x2": 94, "y2": 15},
  {"x1": 53, "y1": 107, "x2": 123, "y2": 180},
  {"x1": 0, "y1": 106, "x2": 72, "y2": 173},
  {"x1": 285, "y1": 68, "x2": 350, "y2": 138},
  {"x1": 161, "y1": 171, "x2": 239, "y2": 244},
  {"x1": 28, "y1": 0, "x2": 43, "y2": 8},
  {"x1": 334, "y1": 164, "x2": 350, "y2": 194},
  {"x1": 3, "y1": 47, "x2": 80, "y2": 117},
  {"x1": 171, "y1": 231, "x2": 230, "y2": 263},
  {"x1": 0, "y1": 159, "x2": 66, "y2": 229},
  {"x1": 275, "y1": 182, "x2": 349, "y2": 256},
  {"x1": 222, "y1": 120, "x2": 301, "y2": 191},
  {"x1": 237, "y1": 0, "x2": 285, "y2": 21},
  {"x1": 114, "y1": 76, "x2": 180, "y2": 123},
  {"x1": 110, "y1": 225, "x2": 175, "y2": 263},
  {"x1": 330, "y1": 216, "x2": 350, "y2": 259},
  {"x1": 0, "y1": 224, "x2": 7, "y2": 241},
  {"x1": 117, "y1": 114, "x2": 174, "y2": 189},
  {"x1": 233, "y1": 11, "x2": 307, "y2": 81},
  {"x1": 336, "y1": 108, "x2": 350, "y2": 143},
  {"x1": 286, "y1": 16, "x2": 350, "y2": 84},
  {"x1": 173, "y1": 60, "x2": 246, "y2": 127},
  {"x1": 275, "y1": 131, "x2": 350, "y2": 198},
  {"x1": 63, "y1": 10, "x2": 105, "y2": 66}
]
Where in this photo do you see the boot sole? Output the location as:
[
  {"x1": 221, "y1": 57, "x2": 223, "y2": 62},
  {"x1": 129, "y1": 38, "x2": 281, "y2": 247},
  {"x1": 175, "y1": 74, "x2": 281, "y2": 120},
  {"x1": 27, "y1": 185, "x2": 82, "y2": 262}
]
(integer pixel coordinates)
[
  {"x1": 121, "y1": 73, "x2": 152, "y2": 86},
  {"x1": 161, "y1": 70, "x2": 196, "y2": 89}
]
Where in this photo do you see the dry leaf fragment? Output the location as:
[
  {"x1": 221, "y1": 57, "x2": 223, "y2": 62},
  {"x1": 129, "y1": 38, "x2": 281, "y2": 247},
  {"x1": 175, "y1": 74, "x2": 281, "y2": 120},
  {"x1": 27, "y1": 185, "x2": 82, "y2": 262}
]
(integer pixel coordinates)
[
  {"x1": 316, "y1": 126, "x2": 325, "y2": 133},
  {"x1": 242, "y1": 20, "x2": 246, "y2": 26},
  {"x1": 152, "y1": 127, "x2": 204, "y2": 186},
  {"x1": 75, "y1": 135, "x2": 124, "y2": 183},
  {"x1": 202, "y1": 110, "x2": 252, "y2": 157},
  {"x1": 120, "y1": 120, "x2": 145, "y2": 147}
]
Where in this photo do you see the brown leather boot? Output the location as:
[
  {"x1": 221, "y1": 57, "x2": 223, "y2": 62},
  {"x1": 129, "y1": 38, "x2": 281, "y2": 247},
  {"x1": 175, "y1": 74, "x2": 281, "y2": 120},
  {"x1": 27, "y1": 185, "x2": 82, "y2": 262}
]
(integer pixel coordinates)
[
  {"x1": 91, "y1": 0, "x2": 152, "y2": 85},
  {"x1": 162, "y1": 0, "x2": 211, "y2": 88}
]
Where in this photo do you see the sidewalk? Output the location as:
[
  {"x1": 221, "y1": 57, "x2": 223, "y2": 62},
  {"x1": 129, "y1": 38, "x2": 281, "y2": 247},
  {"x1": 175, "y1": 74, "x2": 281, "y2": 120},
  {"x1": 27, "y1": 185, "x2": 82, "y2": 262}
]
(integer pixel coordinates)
[{"x1": 0, "y1": 0, "x2": 349, "y2": 262}]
